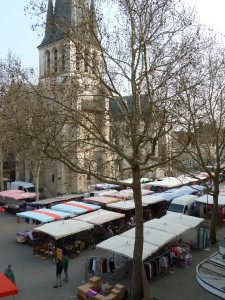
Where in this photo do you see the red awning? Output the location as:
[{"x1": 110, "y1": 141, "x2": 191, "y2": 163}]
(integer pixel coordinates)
[{"x1": 0, "y1": 272, "x2": 18, "y2": 298}]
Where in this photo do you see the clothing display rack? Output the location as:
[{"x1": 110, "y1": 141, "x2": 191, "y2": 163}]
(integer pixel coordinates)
[{"x1": 85, "y1": 254, "x2": 130, "y2": 282}]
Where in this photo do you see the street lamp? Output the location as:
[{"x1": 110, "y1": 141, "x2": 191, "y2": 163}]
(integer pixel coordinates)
[{"x1": 218, "y1": 239, "x2": 225, "y2": 259}]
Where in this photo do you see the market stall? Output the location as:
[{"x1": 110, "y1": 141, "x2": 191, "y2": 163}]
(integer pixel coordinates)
[
  {"x1": 196, "y1": 193, "x2": 225, "y2": 224},
  {"x1": 97, "y1": 235, "x2": 159, "y2": 260},
  {"x1": 97, "y1": 215, "x2": 204, "y2": 260},
  {"x1": 142, "y1": 193, "x2": 180, "y2": 218},
  {"x1": 73, "y1": 209, "x2": 125, "y2": 240},
  {"x1": 106, "y1": 199, "x2": 146, "y2": 224},
  {"x1": 16, "y1": 208, "x2": 71, "y2": 224},
  {"x1": 145, "y1": 177, "x2": 184, "y2": 192},
  {"x1": 89, "y1": 183, "x2": 122, "y2": 191},
  {"x1": 83, "y1": 196, "x2": 123, "y2": 207},
  {"x1": 33, "y1": 219, "x2": 94, "y2": 259},
  {"x1": 30, "y1": 194, "x2": 84, "y2": 209},
  {"x1": 51, "y1": 201, "x2": 100, "y2": 215},
  {"x1": 102, "y1": 189, "x2": 154, "y2": 200},
  {"x1": 0, "y1": 190, "x2": 36, "y2": 214},
  {"x1": 97, "y1": 214, "x2": 204, "y2": 282},
  {"x1": 164, "y1": 185, "x2": 205, "y2": 196}
]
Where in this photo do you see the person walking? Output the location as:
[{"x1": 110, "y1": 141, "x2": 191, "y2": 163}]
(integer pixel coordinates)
[
  {"x1": 53, "y1": 259, "x2": 63, "y2": 288},
  {"x1": 105, "y1": 226, "x2": 114, "y2": 239},
  {"x1": 4, "y1": 265, "x2": 16, "y2": 284},
  {"x1": 62, "y1": 255, "x2": 69, "y2": 283}
]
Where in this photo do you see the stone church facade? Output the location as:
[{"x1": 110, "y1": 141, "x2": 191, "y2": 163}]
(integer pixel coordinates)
[{"x1": 26, "y1": 0, "x2": 108, "y2": 197}]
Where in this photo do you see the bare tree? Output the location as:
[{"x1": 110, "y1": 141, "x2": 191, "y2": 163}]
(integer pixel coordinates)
[
  {"x1": 172, "y1": 42, "x2": 225, "y2": 243},
  {"x1": 0, "y1": 54, "x2": 55, "y2": 199},
  {"x1": 4, "y1": 0, "x2": 209, "y2": 298}
]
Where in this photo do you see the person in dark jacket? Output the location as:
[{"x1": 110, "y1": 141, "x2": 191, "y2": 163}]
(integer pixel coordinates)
[
  {"x1": 62, "y1": 255, "x2": 69, "y2": 283},
  {"x1": 4, "y1": 265, "x2": 16, "y2": 284},
  {"x1": 53, "y1": 259, "x2": 63, "y2": 288}
]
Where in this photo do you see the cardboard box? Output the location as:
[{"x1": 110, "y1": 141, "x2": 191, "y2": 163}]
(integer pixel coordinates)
[
  {"x1": 91, "y1": 285, "x2": 100, "y2": 292},
  {"x1": 105, "y1": 285, "x2": 113, "y2": 296},
  {"x1": 89, "y1": 276, "x2": 101, "y2": 285},
  {"x1": 111, "y1": 288, "x2": 122, "y2": 296},
  {"x1": 77, "y1": 283, "x2": 94, "y2": 299},
  {"x1": 114, "y1": 284, "x2": 125, "y2": 293},
  {"x1": 105, "y1": 294, "x2": 117, "y2": 300},
  {"x1": 95, "y1": 294, "x2": 107, "y2": 300}
]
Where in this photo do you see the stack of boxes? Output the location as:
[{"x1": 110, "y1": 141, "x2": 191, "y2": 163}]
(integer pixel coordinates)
[{"x1": 77, "y1": 276, "x2": 125, "y2": 300}]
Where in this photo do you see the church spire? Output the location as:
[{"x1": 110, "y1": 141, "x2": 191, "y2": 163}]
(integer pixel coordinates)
[{"x1": 38, "y1": 0, "x2": 54, "y2": 47}]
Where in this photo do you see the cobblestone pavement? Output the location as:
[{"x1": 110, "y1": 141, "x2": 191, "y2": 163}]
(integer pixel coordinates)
[{"x1": 0, "y1": 213, "x2": 223, "y2": 300}]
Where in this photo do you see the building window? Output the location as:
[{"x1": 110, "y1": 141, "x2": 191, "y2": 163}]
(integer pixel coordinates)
[
  {"x1": 52, "y1": 174, "x2": 55, "y2": 183},
  {"x1": 76, "y1": 46, "x2": 81, "y2": 71},
  {"x1": 53, "y1": 48, "x2": 58, "y2": 73},
  {"x1": 61, "y1": 48, "x2": 65, "y2": 72},
  {"x1": 84, "y1": 49, "x2": 89, "y2": 73},
  {"x1": 92, "y1": 51, "x2": 97, "y2": 74},
  {"x1": 46, "y1": 50, "x2": 50, "y2": 75}
]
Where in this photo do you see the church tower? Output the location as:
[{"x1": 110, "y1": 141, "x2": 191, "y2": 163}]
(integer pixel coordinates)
[
  {"x1": 37, "y1": 0, "x2": 106, "y2": 197},
  {"x1": 38, "y1": 0, "x2": 97, "y2": 82}
]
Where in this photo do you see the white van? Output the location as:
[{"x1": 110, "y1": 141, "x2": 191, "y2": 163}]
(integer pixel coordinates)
[
  {"x1": 166, "y1": 195, "x2": 198, "y2": 215},
  {"x1": 7, "y1": 181, "x2": 35, "y2": 193}
]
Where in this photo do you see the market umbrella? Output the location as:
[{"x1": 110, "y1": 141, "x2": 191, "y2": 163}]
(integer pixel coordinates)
[{"x1": 0, "y1": 272, "x2": 18, "y2": 298}]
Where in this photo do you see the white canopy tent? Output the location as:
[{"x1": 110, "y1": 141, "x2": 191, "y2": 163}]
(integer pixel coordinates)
[
  {"x1": 141, "y1": 193, "x2": 179, "y2": 205},
  {"x1": 106, "y1": 199, "x2": 148, "y2": 211},
  {"x1": 72, "y1": 209, "x2": 125, "y2": 224},
  {"x1": 145, "y1": 177, "x2": 183, "y2": 189},
  {"x1": 83, "y1": 196, "x2": 123, "y2": 205},
  {"x1": 34, "y1": 219, "x2": 94, "y2": 240},
  {"x1": 162, "y1": 214, "x2": 204, "y2": 228},
  {"x1": 96, "y1": 235, "x2": 159, "y2": 260},
  {"x1": 106, "y1": 200, "x2": 136, "y2": 210},
  {"x1": 121, "y1": 227, "x2": 175, "y2": 246},
  {"x1": 144, "y1": 218, "x2": 190, "y2": 235},
  {"x1": 196, "y1": 194, "x2": 225, "y2": 205},
  {"x1": 97, "y1": 215, "x2": 203, "y2": 261}
]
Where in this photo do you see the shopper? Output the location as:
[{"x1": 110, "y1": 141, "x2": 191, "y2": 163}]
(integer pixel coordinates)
[
  {"x1": 62, "y1": 255, "x2": 69, "y2": 283},
  {"x1": 105, "y1": 226, "x2": 114, "y2": 239},
  {"x1": 53, "y1": 259, "x2": 63, "y2": 288},
  {"x1": 4, "y1": 265, "x2": 16, "y2": 284}
]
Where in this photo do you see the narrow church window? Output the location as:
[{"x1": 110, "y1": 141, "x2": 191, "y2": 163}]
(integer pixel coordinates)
[
  {"x1": 46, "y1": 50, "x2": 50, "y2": 75},
  {"x1": 92, "y1": 51, "x2": 98, "y2": 74},
  {"x1": 53, "y1": 48, "x2": 58, "y2": 73},
  {"x1": 61, "y1": 48, "x2": 66, "y2": 72},
  {"x1": 52, "y1": 174, "x2": 55, "y2": 183},
  {"x1": 84, "y1": 49, "x2": 89, "y2": 73},
  {"x1": 76, "y1": 46, "x2": 81, "y2": 71}
]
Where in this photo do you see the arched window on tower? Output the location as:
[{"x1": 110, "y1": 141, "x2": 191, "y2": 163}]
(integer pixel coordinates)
[
  {"x1": 53, "y1": 48, "x2": 58, "y2": 73},
  {"x1": 92, "y1": 51, "x2": 98, "y2": 74},
  {"x1": 46, "y1": 50, "x2": 50, "y2": 75},
  {"x1": 84, "y1": 49, "x2": 89, "y2": 73},
  {"x1": 61, "y1": 48, "x2": 66, "y2": 73},
  {"x1": 76, "y1": 46, "x2": 81, "y2": 71}
]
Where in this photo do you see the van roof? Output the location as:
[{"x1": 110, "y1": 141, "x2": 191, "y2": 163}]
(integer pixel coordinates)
[
  {"x1": 11, "y1": 181, "x2": 34, "y2": 187},
  {"x1": 170, "y1": 194, "x2": 198, "y2": 205}
]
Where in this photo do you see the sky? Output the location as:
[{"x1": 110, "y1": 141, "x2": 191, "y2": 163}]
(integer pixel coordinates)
[{"x1": 0, "y1": 0, "x2": 225, "y2": 73}]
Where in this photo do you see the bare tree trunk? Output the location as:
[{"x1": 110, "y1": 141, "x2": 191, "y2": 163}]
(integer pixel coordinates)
[
  {"x1": 210, "y1": 176, "x2": 219, "y2": 243},
  {"x1": 0, "y1": 145, "x2": 3, "y2": 191},
  {"x1": 130, "y1": 166, "x2": 144, "y2": 300},
  {"x1": 34, "y1": 161, "x2": 42, "y2": 201}
]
